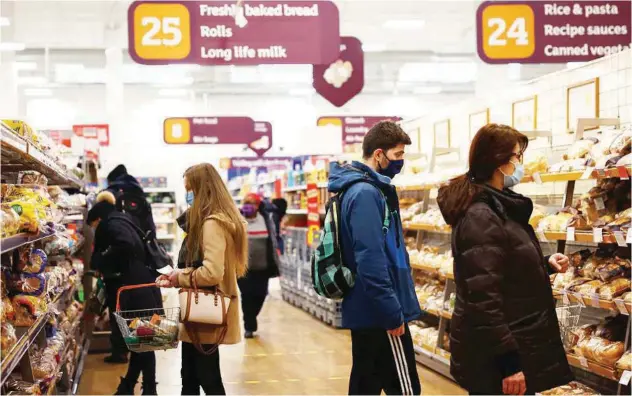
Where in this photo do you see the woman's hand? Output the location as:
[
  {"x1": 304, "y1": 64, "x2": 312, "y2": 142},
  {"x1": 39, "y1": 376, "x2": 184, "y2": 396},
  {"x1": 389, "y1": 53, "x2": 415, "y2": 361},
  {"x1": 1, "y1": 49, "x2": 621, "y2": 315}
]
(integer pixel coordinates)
[
  {"x1": 548, "y1": 253, "x2": 569, "y2": 273},
  {"x1": 502, "y1": 371, "x2": 526, "y2": 395},
  {"x1": 155, "y1": 269, "x2": 181, "y2": 288}
]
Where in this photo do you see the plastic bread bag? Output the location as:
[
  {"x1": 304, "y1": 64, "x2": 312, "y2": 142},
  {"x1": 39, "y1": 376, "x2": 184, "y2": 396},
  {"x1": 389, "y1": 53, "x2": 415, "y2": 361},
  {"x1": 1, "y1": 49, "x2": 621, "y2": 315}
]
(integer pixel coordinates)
[
  {"x1": 0, "y1": 206, "x2": 21, "y2": 238},
  {"x1": 595, "y1": 315, "x2": 628, "y2": 342},
  {"x1": 1, "y1": 322, "x2": 17, "y2": 355},
  {"x1": 568, "y1": 249, "x2": 592, "y2": 269},
  {"x1": 591, "y1": 338, "x2": 625, "y2": 367},
  {"x1": 18, "y1": 273, "x2": 47, "y2": 297},
  {"x1": 4, "y1": 377, "x2": 42, "y2": 395},
  {"x1": 2, "y1": 202, "x2": 42, "y2": 233},
  {"x1": 17, "y1": 171, "x2": 48, "y2": 186},
  {"x1": 1, "y1": 296, "x2": 15, "y2": 322},
  {"x1": 524, "y1": 153, "x2": 549, "y2": 176},
  {"x1": 616, "y1": 350, "x2": 631, "y2": 372},
  {"x1": 616, "y1": 152, "x2": 632, "y2": 166},
  {"x1": 537, "y1": 212, "x2": 573, "y2": 232},
  {"x1": 539, "y1": 381, "x2": 600, "y2": 395},
  {"x1": 575, "y1": 280, "x2": 604, "y2": 295},
  {"x1": 563, "y1": 137, "x2": 599, "y2": 160},
  {"x1": 16, "y1": 248, "x2": 48, "y2": 274},
  {"x1": 12, "y1": 295, "x2": 47, "y2": 327}
]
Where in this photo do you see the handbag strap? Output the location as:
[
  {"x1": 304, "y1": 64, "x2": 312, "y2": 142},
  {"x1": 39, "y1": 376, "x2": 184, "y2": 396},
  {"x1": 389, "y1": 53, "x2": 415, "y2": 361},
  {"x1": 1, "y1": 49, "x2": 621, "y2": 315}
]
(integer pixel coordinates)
[{"x1": 185, "y1": 322, "x2": 228, "y2": 355}]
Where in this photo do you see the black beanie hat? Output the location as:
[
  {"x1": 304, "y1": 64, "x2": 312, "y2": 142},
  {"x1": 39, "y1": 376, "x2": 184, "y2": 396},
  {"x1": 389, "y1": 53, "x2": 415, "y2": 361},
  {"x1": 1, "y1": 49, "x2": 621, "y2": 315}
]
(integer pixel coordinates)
[
  {"x1": 107, "y1": 164, "x2": 128, "y2": 183},
  {"x1": 87, "y1": 201, "x2": 116, "y2": 224}
]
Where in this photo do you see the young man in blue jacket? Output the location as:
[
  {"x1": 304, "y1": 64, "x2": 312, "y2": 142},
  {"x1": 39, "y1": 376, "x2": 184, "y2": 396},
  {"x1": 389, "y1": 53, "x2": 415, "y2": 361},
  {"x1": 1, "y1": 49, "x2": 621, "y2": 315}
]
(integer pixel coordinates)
[{"x1": 328, "y1": 121, "x2": 422, "y2": 395}]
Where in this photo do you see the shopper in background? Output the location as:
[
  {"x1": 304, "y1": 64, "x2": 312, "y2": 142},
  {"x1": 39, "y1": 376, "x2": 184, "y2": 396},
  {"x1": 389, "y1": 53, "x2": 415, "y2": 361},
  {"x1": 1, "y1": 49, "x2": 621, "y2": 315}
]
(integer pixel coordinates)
[
  {"x1": 271, "y1": 197, "x2": 288, "y2": 253},
  {"x1": 436, "y1": 124, "x2": 572, "y2": 395},
  {"x1": 88, "y1": 192, "x2": 162, "y2": 395},
  {"x1": 156, "y1": 163, "x2": 247, "y2": 395},
  {"x1": 106, "y1": 164, "x2": 156, "y2": 233},
  {"x1": 328, "y1": 121, "x2": 422, "y2": 395},
  {"x1": 239, "y1": 193, "x2": 280, "y2": 339}
]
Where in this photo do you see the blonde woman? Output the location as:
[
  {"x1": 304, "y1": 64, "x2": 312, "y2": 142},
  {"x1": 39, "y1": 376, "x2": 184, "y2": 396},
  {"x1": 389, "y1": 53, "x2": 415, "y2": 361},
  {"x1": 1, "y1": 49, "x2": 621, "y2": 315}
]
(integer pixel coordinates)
[{"x1": 157, "y1": 163, "x2": 247, "y2": 395}]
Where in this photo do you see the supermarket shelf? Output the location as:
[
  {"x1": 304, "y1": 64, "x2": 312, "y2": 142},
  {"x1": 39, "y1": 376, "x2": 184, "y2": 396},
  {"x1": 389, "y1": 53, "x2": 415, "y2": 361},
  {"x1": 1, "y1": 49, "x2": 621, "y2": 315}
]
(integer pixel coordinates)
[
  {"x1": 552, "y1": 290, "x2": 631, "y2": 314},
  {"x1": 0, "y1": 312, "x2": 50, "y2": 386},
  {"x1": 0, "y1": 122, "x2": 82, "y2": 188},
  {"x1": 410, "y1": 262, "x2": 454, "y2": 280},
  {"x1": 0, "y1": 230, "x2": 57, "y2": 254},
  {"x1": 157, "y1": 234, "x2": 176, "y2": 240},
  {"x1": 566, "y1": 354, "x2": 619, "y2": 382},
  {"x1": 70, "y1": 337, "x2": 90, "y2": 395},
  {"x1": 151, "y1": 203, "x2": 176, "y2": 208},
  {"x1": 396, "y1": 184, "x2": 436, "y2": 192},
  {"x1": 405, "y1": 223, "x2": 452, "y2": 234},
  {"x1": 48, "y1": 239, "x2": 85, "y2": 262},
  {"x1": 413, "y1": 345, "x2": 453, "y2": 379},
  {"x1": 522, "y1": 166, "x2": 632, "y2": 184},
  {"x1": 540, "y1": 230, "x2": 628, "y2": 245},
  {"x1": 440, "y1": 310, "x2": 453, "y2": 320},
  {"x1": 282, "y1": 182, "x2": 328, "y2": 193}
]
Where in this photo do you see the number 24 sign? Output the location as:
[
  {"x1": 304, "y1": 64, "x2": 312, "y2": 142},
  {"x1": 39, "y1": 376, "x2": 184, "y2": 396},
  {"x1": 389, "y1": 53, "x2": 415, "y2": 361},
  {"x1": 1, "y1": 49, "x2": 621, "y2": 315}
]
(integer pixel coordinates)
[{"x1": 478, "y1": 2, "x2": 535, "y2": 62}]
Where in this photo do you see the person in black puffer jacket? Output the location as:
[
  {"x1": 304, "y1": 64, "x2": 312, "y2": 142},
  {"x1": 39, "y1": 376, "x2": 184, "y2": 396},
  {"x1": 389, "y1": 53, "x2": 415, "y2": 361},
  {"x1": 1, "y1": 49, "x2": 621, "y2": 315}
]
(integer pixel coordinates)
[
  {"x1": 436, "y1": 124, "x2": 573, "y2": 395},
  {"x1": 105, "y1": 164, "x2": 156, "y2": 234},
  {"x1": 88, "y1": 193, "x2": 163, "y2": 395}
]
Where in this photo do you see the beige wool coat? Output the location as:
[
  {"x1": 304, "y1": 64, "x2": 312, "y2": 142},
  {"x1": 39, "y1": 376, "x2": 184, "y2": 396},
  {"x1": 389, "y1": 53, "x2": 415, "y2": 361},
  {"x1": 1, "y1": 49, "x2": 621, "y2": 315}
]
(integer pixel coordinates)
[{"x1": 177, "y1": 214, "x2": 242, "y2": 345}]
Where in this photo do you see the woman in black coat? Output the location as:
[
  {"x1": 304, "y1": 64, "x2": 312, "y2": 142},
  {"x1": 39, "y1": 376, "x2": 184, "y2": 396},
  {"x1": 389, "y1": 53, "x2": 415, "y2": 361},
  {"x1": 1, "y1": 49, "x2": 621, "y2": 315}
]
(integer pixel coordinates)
[
  {"x1": 437, "y1": 124, "x2": 573, "y2": 395},
  {"x1": 88, "y1": 194, "x2": 163, "y2": 395}
]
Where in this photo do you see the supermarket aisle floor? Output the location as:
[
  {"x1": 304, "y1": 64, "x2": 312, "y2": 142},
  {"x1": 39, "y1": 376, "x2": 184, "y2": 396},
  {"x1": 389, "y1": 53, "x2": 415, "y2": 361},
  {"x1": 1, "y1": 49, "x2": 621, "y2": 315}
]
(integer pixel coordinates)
[{"x1": 79, "y1": 290, "x2": 465, "y2": 395}]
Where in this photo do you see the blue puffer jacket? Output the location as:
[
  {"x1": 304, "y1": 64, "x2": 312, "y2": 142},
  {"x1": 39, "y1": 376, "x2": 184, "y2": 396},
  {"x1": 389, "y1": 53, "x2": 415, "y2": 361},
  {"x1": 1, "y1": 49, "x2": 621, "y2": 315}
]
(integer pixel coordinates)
[{"x1": 329, "y1": 161, "x2": 421, "y2": 330}]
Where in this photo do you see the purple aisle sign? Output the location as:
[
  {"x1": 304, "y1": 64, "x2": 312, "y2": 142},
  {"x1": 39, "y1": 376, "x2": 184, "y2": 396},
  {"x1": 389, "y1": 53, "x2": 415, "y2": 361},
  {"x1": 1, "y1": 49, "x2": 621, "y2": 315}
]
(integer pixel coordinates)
[
  {"x1": 128, "y1": 1, "x2": 340, "y2": 65},
  {"x1": 249, "y1": 122, "x2": 273, "y2": 157},
  {"x1": 313, "y1": 37, "x2": 364, "y2": 107},
  {"x1": 317, "y1": 116, "x2": 401, "y2": 152},
  {"x1": 477, "y1": 1, "x2": 632, "y2": 64},
  {"x1": 163, "y1": 116, "x2": 255, "y2": 144}
]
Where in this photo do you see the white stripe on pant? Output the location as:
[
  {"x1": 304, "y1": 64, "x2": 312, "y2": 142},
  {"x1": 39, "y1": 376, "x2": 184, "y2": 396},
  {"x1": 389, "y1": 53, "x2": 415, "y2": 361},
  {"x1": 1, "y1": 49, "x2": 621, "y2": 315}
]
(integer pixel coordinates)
[{"x1": 387, "y1": 334, "x2": 413, "y2": 395}]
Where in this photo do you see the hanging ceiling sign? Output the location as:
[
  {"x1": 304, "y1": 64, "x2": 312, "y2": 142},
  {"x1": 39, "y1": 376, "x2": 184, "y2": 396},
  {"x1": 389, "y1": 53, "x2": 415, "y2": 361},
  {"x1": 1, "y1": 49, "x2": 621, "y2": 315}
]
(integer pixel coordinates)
[
  {"x1": 163, "y1": 116, "x2": 255, "y2": 144},
  {"x1": 477, "y1": 1, "x2": 632, "y2": 64},
  {"x1": 249, "y1": 121, "x2": 273, "y2": 157},
  {"x1": 128, "y1": 1, "x2": 340, "y2": 65},
  {"x1": 317, "y1": 116, "x2": 401, "y2": 153},
  {"x1": 313, "y1": 36, "x2": 364, "y2": 107}
]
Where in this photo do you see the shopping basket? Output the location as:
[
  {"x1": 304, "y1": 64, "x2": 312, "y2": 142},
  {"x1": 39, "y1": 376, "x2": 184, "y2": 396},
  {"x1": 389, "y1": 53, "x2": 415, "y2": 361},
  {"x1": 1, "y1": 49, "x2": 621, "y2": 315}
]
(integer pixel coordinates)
[
  {"x1": 113, "y1": 283, "x2": 180, "y2": 353},
  {"x1": 555, "y1": 303, "x2": 582, "y2": 351}
]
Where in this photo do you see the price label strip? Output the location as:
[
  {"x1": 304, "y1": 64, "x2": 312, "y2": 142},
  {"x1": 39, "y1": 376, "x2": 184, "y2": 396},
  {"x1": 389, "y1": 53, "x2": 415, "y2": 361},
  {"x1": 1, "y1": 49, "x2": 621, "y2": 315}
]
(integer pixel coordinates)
[
  {"x1": 618, "y1": 166, "x2": 630, "y2": 180},
  {"x1": 614, "y1": 231, "x2": 627, "y2": 247},
  {"x1": 532, "y1": 172, "x2": 543, "y2": 184},
  {"x1": 590, "y1": 293, "x2": 600, "y2": 309},
  {"x1": 620, "y1": 370, "x2": 632, "y2": 386},
  {"x1": 592, "y1": 228, "x2": 603, "y2": 243},
  {"x1": 566, "y1": 227, "x2": 575, "y2": 242},
  {"x1": 614, "y1": 299, "x2": 628, "y2": 316},
  {"x1": 578, "y1": 356, "x2": 589, "y2": 369},
  {"x1": 574, "y1": 293, "x2": 585, "y2": 307},
  {"x1": 580, "y1": 167, "x2": 595, "y2": 180}
]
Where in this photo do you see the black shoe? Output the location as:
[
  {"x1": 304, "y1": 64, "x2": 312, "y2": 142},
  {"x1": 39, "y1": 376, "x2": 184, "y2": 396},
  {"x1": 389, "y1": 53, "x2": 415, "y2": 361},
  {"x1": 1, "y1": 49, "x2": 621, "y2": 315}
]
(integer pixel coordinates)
[
  {"x1": 115, "y1": 377, "x2": 136, "y2": 395},
  {"x1": 141, "y1": 382, "x2": 157, "y2": 395},
  {"x1": 244, "y1": 331, "x2": 255, "y2": 339},
  {"x1": 104, "y1": 354, "x2": 129, "y2": 364}
]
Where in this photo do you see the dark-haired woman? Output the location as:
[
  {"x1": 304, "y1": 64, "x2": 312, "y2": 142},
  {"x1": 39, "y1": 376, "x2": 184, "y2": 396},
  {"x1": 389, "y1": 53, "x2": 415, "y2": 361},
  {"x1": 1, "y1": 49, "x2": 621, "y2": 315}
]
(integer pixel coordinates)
[{"x1": 436, "y1": 124, "x2": 572, "y2": 395}]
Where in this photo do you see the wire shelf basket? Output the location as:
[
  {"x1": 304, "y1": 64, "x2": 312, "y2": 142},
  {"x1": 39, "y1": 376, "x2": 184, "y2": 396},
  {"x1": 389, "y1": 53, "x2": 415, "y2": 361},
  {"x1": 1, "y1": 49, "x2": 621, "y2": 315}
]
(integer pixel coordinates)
[
  {"x1": 113, "y1": 283, "x2": 180, "y2": 353},
  {"x1": 556, "y1": 304, "x2": 582, "y2": 351}
]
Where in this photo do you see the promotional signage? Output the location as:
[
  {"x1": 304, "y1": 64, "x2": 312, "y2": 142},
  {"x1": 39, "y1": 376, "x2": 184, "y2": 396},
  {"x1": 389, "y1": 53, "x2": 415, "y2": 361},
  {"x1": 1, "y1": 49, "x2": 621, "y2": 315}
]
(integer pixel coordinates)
[
  {"x1": 313, "y1": 36, "x2": 364, "y2": 107},
  {"x1": 128, "y1": 1, "x2": 340, "y2": 65},
  {"x1": 306, "y1": 182, "x2": 320, "y2": 246},
  {"x1": 221, "y1": 157, "x2": 292, "y2": 169},
  {"x1": 317, "y1": 116, "x2": 401, "y2": 153},
  {"x1": 72, "y1": 124, "x2": 110, "y2": 146},
  {"x1": 249, "y1": 121, "x2": 273, "y2": 157},
  {"x1": 476, "y1": 1, "x2": 632, "y2": 63},
  {"x1": 163, "y1": 116, "x2": 255, "y2": 144}
]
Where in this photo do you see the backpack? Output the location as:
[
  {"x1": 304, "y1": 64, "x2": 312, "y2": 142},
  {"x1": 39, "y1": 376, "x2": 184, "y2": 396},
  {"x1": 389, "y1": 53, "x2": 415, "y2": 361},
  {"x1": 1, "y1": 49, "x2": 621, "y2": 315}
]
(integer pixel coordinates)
[
  {"x1": 113, "y1": 189, "x2": 155, "y2": 233},
  {"x1": 116, "y1": 216, "x2": 174, "y2": 276},
  {"x1": 311, "y1": 181, "x2": 390, "y2": 300}
]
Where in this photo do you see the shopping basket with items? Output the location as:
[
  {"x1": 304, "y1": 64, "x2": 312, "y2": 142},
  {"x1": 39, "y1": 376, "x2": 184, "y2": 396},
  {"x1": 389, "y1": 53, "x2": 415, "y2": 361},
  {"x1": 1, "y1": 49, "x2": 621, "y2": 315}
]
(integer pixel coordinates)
[{"x1": 113, "y1": 283, "x2": 179, "y2": 352}]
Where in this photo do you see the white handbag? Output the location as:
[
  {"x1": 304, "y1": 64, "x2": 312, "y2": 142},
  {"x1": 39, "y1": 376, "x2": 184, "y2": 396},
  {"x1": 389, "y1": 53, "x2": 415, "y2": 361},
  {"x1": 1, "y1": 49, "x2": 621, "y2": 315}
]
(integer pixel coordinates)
[{"x1": 178, "y1": 270, "x2": 231, "y2": 354}]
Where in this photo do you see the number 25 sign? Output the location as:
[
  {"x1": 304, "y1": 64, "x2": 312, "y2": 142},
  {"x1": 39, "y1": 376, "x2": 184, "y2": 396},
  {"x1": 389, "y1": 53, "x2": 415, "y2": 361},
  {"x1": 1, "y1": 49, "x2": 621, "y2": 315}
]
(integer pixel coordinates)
[{"x1": 476, "y1": 1, "x2": 632, "y2": 64}]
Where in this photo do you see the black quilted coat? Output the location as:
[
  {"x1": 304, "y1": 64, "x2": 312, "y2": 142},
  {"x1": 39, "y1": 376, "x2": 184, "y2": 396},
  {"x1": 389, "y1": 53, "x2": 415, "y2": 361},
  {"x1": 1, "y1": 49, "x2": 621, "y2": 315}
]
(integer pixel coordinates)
[{"x1": 444, "y1": 186, "x2": 572, "y2": 394}]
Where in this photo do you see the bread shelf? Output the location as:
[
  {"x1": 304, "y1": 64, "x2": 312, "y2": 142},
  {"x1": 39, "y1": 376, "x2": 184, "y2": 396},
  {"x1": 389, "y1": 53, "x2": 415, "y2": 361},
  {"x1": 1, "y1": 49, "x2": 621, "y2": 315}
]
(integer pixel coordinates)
[
  {"x1": 410, "y1": 262, "x2": 454, "y2": 280},
  {"x1": 552, "y1": 290, "x2": 631, "y2": 314},
  {"x1": 540, "y1": 230, "x2": 627, "y2": 245},
  {"x1": 566, "y1": 354, "x2": 620, "y2": 382},
  {"x1": 440, "y1": 310, "x2": 453, "y2": 320},
  {"x1": 523, "y1": 166, "x2": 631, "y2": 184},
  {"x1": 0, "y1": 230, "x2": 57, "y2": 254},
  {"x1": 0, "y1": 122, "x2": 82, "y2": 188},
  {"x1": 405, "y1": 223, "x2": 452, "y2": 233}
]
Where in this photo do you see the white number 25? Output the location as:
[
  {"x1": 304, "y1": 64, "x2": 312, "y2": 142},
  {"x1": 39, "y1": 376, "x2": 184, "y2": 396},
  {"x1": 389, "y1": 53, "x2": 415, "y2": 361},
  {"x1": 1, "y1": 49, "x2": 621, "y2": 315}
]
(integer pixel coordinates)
[
  {"x1": 488, "y1": 17, "x2": 529, "y2": 46},
  {"x1": 141, "y1": 16, "x2": 182, "y2": 46}
]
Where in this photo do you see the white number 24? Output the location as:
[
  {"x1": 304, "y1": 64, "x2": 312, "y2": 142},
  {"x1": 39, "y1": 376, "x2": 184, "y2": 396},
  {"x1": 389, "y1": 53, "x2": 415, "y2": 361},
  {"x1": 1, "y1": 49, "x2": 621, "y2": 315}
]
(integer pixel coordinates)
[
  {"x1": 141, "y1": 16, "x2": 182, "y2": 46},
  {"x1": 488, "y1": 17, "x2": 529, "y2": 46}
]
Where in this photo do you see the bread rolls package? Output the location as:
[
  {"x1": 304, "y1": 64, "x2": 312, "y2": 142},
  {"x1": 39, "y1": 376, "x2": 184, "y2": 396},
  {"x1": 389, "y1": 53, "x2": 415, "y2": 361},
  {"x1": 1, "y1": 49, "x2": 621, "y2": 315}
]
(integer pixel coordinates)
[{"x1": 599, "y1": 278, "x2": 631, "y2": 300}]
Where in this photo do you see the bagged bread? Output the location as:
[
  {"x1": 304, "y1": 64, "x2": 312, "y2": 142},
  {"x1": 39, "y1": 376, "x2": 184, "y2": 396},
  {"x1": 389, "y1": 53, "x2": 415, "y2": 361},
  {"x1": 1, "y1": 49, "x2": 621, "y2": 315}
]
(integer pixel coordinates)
[
  {"x1": 540, "y1": 381, "x2": 599, "y2": 395},
  {"x1": 564, "y1": 138, "x2": 599, "y2": 160},
  {"x1": 573, "y1": 280, "x2": 603, "y2": 294},
  {"x1": 577, "y1": 336, "x2": 625, "y2": 367},
  {"x1": 599, "y1": 278, "x2": 631, "y2": 300},
  {"x1": 616, "y1": 351, "x2": 631, "y2": 372}
]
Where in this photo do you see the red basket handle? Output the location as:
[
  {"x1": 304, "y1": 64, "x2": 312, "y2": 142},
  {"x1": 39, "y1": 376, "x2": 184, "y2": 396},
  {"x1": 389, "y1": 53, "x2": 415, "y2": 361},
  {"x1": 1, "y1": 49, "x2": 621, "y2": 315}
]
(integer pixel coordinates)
[{"x1": 115, "y1": 283, "x2": 159, "y2": 312}]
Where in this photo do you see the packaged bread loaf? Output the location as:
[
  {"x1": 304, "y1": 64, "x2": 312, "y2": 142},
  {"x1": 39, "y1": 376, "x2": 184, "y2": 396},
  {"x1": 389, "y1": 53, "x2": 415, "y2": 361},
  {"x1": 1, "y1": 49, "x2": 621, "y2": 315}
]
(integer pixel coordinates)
[
  {"x1": 577, "y1": 337, "x2": 625, "y2": 367},
  {"x1": 599, "y1": 278, "x2": 631, "y2": 300},
  {"x1": 564, "y1": 138, "x2": 599, "y2": 160},
  {"x1": 540, "y1": 381, "x2": 599, "y2": 395},
  {"x1": 573, "y1": 280, "x2": 604, "y2": 295},
  {"x1": 616, "y1": 351, "x2": 631, "y2": 372}
]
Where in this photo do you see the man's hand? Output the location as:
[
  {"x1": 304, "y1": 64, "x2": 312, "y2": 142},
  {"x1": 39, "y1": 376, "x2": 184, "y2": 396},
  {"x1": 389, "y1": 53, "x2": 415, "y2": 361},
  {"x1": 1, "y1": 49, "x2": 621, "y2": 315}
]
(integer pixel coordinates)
[
  {"x1": 502, "y1": 371, "x2": 526, "y2": 395},
  {"x1": 387, "y1": 323, "x2": 405, "y2": 337},
  {"x1": 548, "y1": 253, "x2": 569, "y2": 273}
]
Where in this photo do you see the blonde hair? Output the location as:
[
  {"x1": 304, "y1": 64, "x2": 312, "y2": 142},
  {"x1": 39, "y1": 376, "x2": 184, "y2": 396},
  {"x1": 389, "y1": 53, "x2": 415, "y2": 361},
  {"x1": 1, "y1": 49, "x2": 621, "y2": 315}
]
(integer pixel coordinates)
[{"x1": 184, "y1": 163, "x2": 247, "y2": 277}]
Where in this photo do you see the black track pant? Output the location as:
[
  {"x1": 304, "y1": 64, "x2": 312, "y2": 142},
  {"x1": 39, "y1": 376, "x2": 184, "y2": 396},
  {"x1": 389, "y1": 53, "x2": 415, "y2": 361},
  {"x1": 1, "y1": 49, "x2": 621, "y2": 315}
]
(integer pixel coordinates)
[
  {"x1": 125, "y1": 351, "x2": 156, "y2": 385},
  {"x1": 181, "y1": 341, "x2": 225, "y2": 395},
  {"x1": 240, "y1": 294, "x2": 267, "y2": 332},
  {"x1": 349, "y1": 324, "x2": 421, "y2": 395}
]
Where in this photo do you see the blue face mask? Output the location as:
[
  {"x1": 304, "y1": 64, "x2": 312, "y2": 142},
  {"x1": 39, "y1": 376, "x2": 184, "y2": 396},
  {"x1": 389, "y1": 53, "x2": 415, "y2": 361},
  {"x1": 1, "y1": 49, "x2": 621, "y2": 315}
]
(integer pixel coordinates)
[
  {"x1": 378, "y1": 155, "x2": 404, "y2": 179},
  {"x1": 185, "y1": 191, "x2": 194, "y2": 206},
  {"x1": 501, "y1": 161, "x2": 524, "y2": 188}
]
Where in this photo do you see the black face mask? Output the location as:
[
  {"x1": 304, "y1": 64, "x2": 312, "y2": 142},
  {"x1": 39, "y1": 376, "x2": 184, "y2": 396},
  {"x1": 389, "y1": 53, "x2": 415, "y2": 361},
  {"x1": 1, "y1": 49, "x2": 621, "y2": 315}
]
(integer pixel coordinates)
[{"x1": 377, "y1": 155, "x2": 405, "y2": 179}]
